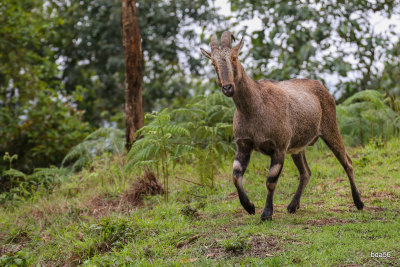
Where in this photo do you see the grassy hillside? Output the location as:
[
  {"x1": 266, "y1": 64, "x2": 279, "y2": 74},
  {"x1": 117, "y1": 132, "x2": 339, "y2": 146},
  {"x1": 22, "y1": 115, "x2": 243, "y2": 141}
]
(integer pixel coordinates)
[{"x1": 1, "y1": 138, "x2": 400, "y2": 266}]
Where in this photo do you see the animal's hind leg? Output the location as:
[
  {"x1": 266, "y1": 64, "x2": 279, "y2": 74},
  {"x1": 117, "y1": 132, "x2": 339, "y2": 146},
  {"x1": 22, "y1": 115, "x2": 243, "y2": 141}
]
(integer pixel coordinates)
[
  {"x1": 261, "y1": 150, "x2": 285, "y2": 221},
  {"x1": 233, "y1": 140, "x2": 255, "y2": 214},
  {"x1": 287, "y1": 150, "x2": 311, "y2": 213},
  {"x1": 321, "y1": 125, "x2": 364, "y2": 210}
]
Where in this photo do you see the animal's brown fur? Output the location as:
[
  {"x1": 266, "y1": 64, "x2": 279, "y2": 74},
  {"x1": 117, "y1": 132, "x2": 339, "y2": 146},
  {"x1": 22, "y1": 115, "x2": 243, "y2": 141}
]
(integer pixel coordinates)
[{"x1": 201, "y1": 32, "x2": 364, "y2": 220}]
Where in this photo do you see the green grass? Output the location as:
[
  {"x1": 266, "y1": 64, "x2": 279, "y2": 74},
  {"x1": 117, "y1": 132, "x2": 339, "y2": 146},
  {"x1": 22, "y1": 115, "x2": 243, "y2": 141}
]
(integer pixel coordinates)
[{"x1": 1, "y1": 138, "x2": 400, "y2": 266}]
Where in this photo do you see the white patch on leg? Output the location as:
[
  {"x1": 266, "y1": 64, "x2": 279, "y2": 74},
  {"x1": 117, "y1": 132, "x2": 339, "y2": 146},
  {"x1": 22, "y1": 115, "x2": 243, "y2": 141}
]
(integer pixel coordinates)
[
  {"x1": 233, "y1": 160, "x2": 242, "y2": 172},
  {"x1": 269, "y1": 164, "x2": 282, "y2": 178}
]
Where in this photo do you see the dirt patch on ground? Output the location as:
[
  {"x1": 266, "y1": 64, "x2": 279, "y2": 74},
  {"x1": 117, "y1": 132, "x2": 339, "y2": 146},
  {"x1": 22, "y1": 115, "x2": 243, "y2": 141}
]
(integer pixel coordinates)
[
  {"x1": 80, "y1": 171, "x2": 163, "y2": 218},
  {"x1": 28, "y1": 200, "x2": 70, "y2": 221},
  {"x1": 204, "y1": 235, "x2": 287, "y2": 259},
  {"x1": 363, "y1": 191, "x2": 398, "y2": 200},
  {"x1": 80, "y1": 195, "x2": 120, "y2": 218},
  {"x1": 0, "y1": 230, "x2": 31, "y2": 257},
  {"x1": 364, "y1": 206, "x2": 387, "y2": 212},
  {"x1": 247, "y1": 235, "x2": 281, "y2": 257},
  {"x1": 362, "y1": 252, "x2": 400, "y2": 266},
  {"x1": 329, "y1": 204, "x2": 387, "y2": 214},
  {"x1": 27, "y1": 171, "x2": 163, "y2": 220}
]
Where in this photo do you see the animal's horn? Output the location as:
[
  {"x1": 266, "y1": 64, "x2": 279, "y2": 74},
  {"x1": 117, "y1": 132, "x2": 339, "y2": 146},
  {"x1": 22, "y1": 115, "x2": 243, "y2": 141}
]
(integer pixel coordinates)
[
  {"x1": 233, "y1": 36, "x2": 244, "y2": 53},
  {"x1": 231, "y1": 33, "x2": 236, "y2": 42},
  {"x1": 210, "y1": 34, "x2": 218, "y2": 52},
  {"x1": 221, "y1": 31, "x2": 232, "y2": 48}
]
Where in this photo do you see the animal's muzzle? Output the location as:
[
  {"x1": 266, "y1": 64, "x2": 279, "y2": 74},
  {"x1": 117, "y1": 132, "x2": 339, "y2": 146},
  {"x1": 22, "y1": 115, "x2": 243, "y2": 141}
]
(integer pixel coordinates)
[{"x1": 222, "y1": 84, "x2": 234, "y2": 97}]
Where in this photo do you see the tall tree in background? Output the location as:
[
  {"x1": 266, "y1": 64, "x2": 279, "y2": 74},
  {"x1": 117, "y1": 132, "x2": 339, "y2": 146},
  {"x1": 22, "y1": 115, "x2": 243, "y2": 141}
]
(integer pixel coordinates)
[
  {"x1": 48, "y1": 0, "x2": 221, "y2": 125},
  {"x1": 122, "y1": 0, "x2": 143, "y2": 150}
]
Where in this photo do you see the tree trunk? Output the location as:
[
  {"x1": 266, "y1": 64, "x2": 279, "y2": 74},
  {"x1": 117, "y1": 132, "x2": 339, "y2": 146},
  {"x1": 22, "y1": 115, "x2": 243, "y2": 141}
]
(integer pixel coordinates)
[{"x1": 122, "y1": 0, "x2": 144, "y2": 151}]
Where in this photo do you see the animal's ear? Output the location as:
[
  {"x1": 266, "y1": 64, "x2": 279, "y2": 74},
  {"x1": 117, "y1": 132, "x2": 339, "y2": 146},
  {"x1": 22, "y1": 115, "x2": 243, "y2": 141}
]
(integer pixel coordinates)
[
  {"x1": 233, "y1": 36, "x2": 244, "y2": 54},
  {"x1": 200, "y1": 48, "x2": 212, "y2": 59}
]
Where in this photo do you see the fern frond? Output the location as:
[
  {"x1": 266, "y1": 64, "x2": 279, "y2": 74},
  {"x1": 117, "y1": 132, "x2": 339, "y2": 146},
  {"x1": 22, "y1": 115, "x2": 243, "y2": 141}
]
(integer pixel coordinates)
[
  {"x1": 2, "y1": 168, "x2": 26, "y2": 178},
  {"x1": 62, "y1": 127, "x2": 124, "y2": 170}
]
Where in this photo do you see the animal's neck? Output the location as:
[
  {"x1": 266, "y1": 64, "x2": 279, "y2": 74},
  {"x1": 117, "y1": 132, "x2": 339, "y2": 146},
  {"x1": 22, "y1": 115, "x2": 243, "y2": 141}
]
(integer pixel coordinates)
[{"x1": 233, "y1": 64, "x2": 260, "y2": 114}]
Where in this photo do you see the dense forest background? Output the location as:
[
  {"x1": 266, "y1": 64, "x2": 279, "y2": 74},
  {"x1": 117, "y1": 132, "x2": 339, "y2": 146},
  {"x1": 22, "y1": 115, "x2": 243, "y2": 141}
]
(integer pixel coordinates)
[{"x1": 1, "y1": 0, "x2": 400, "y2": 196}]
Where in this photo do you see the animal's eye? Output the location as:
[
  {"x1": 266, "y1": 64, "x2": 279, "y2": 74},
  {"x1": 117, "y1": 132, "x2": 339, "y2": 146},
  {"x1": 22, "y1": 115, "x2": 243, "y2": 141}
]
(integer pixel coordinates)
[{"x1": 232, "y1": 56, "x2": 237, "y2": 62}]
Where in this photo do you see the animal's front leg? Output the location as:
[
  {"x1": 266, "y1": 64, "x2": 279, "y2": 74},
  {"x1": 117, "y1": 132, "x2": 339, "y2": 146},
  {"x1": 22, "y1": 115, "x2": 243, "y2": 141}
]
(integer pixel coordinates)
[
  {"x1": 232, "y1": 140, "x2": 255, "y2": 214},
  {"x1": 261, "y1": 151, "x2": 285, "y2": 221}
]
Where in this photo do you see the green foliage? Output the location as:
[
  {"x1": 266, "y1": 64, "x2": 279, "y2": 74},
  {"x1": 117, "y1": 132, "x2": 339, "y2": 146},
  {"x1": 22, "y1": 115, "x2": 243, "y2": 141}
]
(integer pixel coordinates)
[
  {"x1": 0, "y1": 1, "x2": 91, "y2": 174},
  {"x1": 173, "y1": 93, "x2": 235, "y2": 187},
  {"x1": 125, "y1": 109, "x2": 194, "y2": 201},
  {"x1": 0, "y1": 0, "x2": 60, "y2": 100},
  {"x1": 62, "y1": 128, "x2": 125, "y2": 171},
  {"x1": 224, "y1": 238, "x2": 249, "y2": 255},
  {"x1": 1, "y1": 151, "x2": 71, "y2": 204},
  {"x1": 48, "y1": 0, "x2": 222, "y2": 123},
  {"x1": 125, "y1": 93, "x2": 236, "y2": 192},
  {"x1": 0, "y1": 251, "x2": 30, "y2": 267},
  {"x1": 0, "y1": 90, "x2": 91, "y2": 173},
  {"x1": 373, "y1": 40, "x2": 400, "y2": 98},
  {"x1": 337, "y1": 90, "x2": 400, "y2": 145},
  {"x1": 87, "y1": 217, "x2": 139, "y2": 251},
  {"x1": 0, "y1": 163, "x2": 70, "y2": 204},
  {"x1": 2, "y1": 138, "x2": 399, "y2": 265},
  {"x1": 228, "y1": 0, "x2": 400, "y2": 100},
  {"x1": 3, "y1": 153, "x2": 18, "y2": 170}
]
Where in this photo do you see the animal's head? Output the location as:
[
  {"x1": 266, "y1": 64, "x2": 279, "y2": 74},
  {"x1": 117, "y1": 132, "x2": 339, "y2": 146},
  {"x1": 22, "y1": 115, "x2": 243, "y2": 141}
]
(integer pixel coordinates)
[{"x1": 200, "y1": 31, "x2": 244, "y2": 97}]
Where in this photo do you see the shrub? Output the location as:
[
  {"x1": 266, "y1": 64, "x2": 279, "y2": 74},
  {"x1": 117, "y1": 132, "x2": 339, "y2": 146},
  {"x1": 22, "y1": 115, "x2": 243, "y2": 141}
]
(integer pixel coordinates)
[
  {"x1": 337, "y1": 90, "x2": 400, "y2": 145},
  {"x1": 125, "y1": 109, "x2": 194, "y2": 201},
  {"x1": 62, "y1": 128, "x2": 125, "y2": 171},
  {"x1": 0, "y1": 90, "x2": 91, "y2": 174}
]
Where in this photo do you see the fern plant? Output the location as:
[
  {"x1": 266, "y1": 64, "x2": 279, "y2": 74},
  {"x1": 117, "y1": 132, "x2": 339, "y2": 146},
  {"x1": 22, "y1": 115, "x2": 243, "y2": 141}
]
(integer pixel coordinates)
[
  {"x1": 1, "y1": 152, "x2": 71, "y2": 203},
  {"x1": 62, "y1": 128, "x2": 125, "y2": 171},
  {"x1": 125, "y1": 109, "x2": 194, "y2": 201},
  {"x1": 172, "y1": 93, "x2": 235, "y2": 187},
  {"x1": 337, "y1": 90, "x2": 400, "y2": 145}
]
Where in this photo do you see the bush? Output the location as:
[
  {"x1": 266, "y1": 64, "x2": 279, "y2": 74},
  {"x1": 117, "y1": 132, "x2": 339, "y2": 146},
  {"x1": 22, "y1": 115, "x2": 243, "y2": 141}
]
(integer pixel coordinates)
[
  {"x1": 0, "y1": 154, "x2": 70, "y2": 204},
  {"x1": 125, "y1": 93, "x2": 236, "y2": 198},
  {"x1": 337, "y1": 90, "x2": 400, "y2": 145},
  {"x1": 62, "y1": 127, "x2": 125, "y2": 171},
  {"x1": 0, "y1": 90, "x2": 91, "y2": 174}
]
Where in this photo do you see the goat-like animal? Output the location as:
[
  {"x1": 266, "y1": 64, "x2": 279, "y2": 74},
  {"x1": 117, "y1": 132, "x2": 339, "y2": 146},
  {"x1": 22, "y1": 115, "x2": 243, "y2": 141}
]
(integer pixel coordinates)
[{"x1": 200, "y1": 32, "x2": 364, "y2": 220}]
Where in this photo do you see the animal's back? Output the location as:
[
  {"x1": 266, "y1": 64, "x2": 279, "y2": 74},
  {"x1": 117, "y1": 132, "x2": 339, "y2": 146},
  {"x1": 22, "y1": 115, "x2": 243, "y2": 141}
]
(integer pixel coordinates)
[{"x1": 275, "y1": 79, "x2": 328, "y2": 153}]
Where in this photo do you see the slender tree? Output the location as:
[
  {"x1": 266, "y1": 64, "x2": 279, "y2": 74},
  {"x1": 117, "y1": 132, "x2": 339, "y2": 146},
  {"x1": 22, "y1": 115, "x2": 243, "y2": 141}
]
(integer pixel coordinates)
[{"x1": 122, "y1": 0, "x2": 144, "y2": 150}]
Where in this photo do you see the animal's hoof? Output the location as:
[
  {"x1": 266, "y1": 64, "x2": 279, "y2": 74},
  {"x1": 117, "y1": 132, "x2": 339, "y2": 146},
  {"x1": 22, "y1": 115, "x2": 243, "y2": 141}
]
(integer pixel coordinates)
[
  {"x1": 244, "y1": 202, "x2": 255, "y2": 215},
  {"x1": 355, "y1": 200, "x2": 364, "y2": 210},
  {"x1": 261, "y1": 209, "x2": 273, "y2": 221},
  {"x1": 261, "y1": 214, "x2": 272, "y2": 221},
  {"x1": 287, "y1": 205, "x2": 297, "y2": 214},
  {"x1": 287, "y1": 202, "x2": 300, "y2": 214}
]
